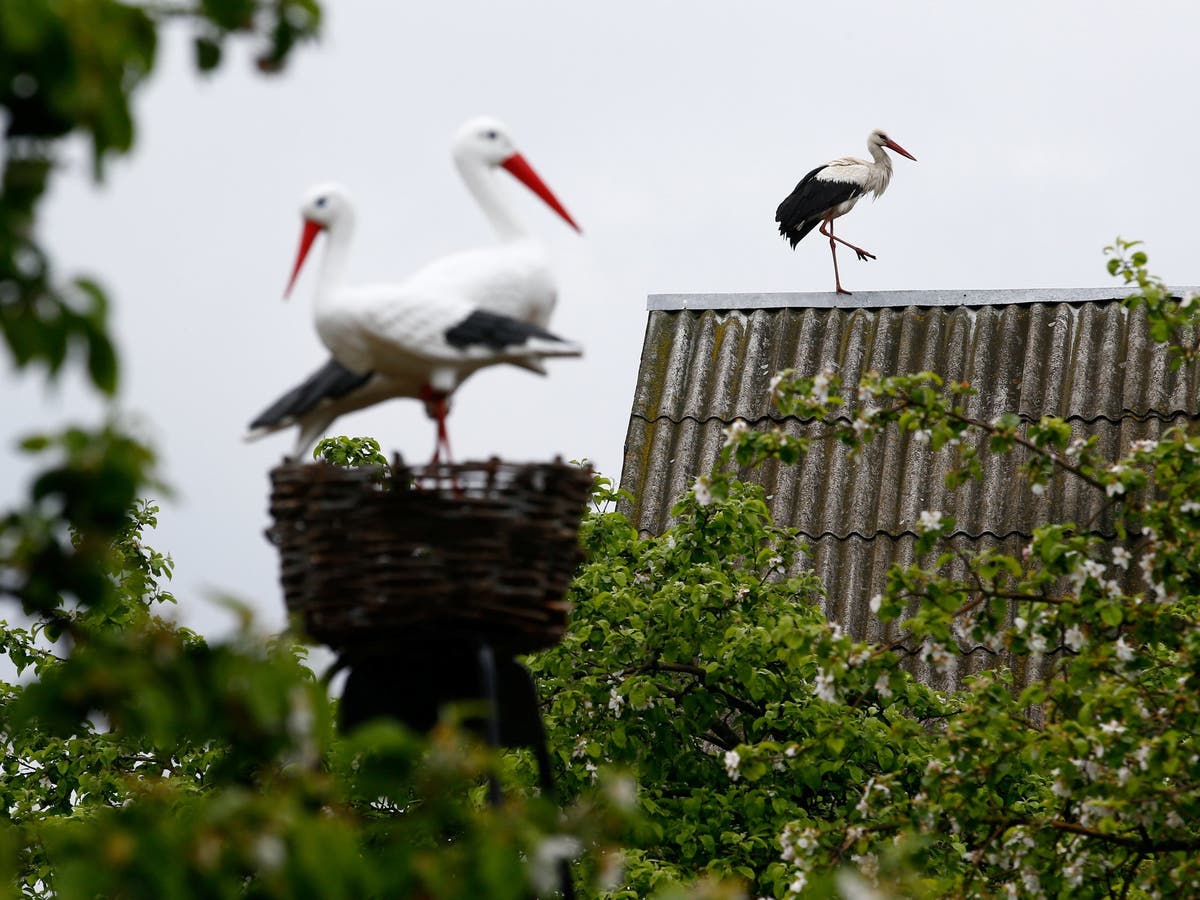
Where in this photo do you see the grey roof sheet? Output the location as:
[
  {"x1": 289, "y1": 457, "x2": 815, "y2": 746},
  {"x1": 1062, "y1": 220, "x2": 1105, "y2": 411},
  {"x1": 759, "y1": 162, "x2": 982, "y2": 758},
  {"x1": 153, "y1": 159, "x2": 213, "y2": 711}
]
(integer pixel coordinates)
[{"x1": 619, "y1": 292, "x2": 1200, "y2": 688}]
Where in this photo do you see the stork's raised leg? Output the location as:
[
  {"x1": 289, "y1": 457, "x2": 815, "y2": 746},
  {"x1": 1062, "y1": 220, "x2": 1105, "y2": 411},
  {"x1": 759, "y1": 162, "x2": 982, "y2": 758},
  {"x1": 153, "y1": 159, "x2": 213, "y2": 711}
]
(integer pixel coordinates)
[{"x1": 820, "y1": 217, "x2": 877, "y2": 263}]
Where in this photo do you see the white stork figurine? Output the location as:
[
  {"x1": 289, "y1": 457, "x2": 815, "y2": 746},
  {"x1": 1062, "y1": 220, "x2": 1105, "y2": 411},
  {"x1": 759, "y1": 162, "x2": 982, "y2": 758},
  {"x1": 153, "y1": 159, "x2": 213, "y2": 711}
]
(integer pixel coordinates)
[
  {"x1": 775, "y1": 129, "x2": 916, "y2": 295},
  {"x1": 247, "y1": 116, "x2": 582, "y2": 462}
]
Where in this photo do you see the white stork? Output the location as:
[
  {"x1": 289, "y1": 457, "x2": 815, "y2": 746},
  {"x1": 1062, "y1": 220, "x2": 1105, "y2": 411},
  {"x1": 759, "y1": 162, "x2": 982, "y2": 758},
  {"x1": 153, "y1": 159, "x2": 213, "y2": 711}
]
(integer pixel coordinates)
[
  {"x1": 775, "y1": 129, "x2": 916, "y2": 295},
  {"x1": 247, "y1": 116, "x2": 582, "y2": 462}
]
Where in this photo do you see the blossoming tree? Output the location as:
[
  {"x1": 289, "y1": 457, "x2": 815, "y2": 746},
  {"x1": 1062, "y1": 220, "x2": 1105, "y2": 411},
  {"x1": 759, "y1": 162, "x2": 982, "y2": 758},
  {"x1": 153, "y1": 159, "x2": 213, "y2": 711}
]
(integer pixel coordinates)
[{"x1": 532, "y1": 243, "x2": 1200, "y2": 898}]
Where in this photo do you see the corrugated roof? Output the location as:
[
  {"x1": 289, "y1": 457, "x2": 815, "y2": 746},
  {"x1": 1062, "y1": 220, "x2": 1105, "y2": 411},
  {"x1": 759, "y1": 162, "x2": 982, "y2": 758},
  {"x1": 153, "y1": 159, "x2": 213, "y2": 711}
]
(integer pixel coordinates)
[{"x1": 619, "y1": 291, "x2": 1200, "y2": 688}]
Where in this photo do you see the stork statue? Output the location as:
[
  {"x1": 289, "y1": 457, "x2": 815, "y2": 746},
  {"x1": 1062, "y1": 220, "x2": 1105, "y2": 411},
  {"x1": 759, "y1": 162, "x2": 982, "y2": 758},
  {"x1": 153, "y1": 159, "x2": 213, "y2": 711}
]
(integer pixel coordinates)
[
  {"x1": 775, "y1": 129, "x2": 916, "y2": 295},
  {"x1": 247, "y1": 116, "x2": 582, "y2": 462}
]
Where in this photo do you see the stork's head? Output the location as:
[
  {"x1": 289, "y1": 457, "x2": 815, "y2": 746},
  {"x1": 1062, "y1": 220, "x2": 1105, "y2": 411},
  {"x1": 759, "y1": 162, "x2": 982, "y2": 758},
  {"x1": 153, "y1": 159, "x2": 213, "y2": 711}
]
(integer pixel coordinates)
[
  {"x1": 299, "y1": 182, "x2": 353, "y2": 229},
  {"x1": 452, "y1": 115, "x2": 580, "y2": 232},
  {"x1": 285, "y1": 183, "x2": 354, "y2": 298},
  {"x1": 869, "y1": 130, "x2": 917, "y2": 162},
  {"x1": 454, "y1": 115, "x2": 520, "y2": 168}
]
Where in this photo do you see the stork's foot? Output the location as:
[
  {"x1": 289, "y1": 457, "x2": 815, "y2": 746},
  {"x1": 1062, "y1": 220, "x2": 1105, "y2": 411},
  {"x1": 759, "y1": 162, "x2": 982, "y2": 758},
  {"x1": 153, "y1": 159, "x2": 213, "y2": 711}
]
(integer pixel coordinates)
[
  {"x1": 836, "y1": 287, "x2": 853, "y2": 296},
  {"x1": 853, "y1": 249, "x2": 876, "y2": 262}
]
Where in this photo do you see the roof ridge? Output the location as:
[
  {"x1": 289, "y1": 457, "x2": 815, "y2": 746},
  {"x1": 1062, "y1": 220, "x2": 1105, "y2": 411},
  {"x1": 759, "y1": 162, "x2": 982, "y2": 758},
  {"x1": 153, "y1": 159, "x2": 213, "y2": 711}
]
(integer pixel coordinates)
[{"x1": 647, "y1": 286, "x2": 1200, "y2": 312}]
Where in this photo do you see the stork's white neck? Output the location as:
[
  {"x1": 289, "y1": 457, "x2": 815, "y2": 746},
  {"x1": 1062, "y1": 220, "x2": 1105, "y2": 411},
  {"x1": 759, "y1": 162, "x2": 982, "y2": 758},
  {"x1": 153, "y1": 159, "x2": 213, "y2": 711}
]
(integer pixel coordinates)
[
  {"x1": 314, "y1": 207, "x2": 356, "y2": 306},
  {"x1": 867, "y1": 142, "x2": 894, "y2": 198},
  {"x1": 455, "y1": 153, "x2": 526, "y2": 241}
]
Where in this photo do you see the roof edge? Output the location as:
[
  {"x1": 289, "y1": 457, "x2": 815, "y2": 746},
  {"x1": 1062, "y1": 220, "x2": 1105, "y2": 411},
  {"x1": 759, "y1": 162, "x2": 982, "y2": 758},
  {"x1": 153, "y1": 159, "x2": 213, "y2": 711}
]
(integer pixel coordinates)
[{"x1": 646, "y1": 287, "x2": 1200, "y2": 312}]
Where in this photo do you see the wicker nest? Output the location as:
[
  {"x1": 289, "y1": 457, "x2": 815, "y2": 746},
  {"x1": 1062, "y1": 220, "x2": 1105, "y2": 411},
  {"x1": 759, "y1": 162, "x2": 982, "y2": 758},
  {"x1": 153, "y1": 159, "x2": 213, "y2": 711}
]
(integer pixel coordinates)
[{"x1": 266, "y1": 458, "x2": 593, "y2": 654}]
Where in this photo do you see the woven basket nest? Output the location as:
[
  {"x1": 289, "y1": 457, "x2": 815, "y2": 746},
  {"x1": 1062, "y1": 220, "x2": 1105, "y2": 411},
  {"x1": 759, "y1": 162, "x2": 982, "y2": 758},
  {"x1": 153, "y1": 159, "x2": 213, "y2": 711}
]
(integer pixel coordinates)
[{"x1": 267, "y1": 457, "x2": 594, "y2": 654}]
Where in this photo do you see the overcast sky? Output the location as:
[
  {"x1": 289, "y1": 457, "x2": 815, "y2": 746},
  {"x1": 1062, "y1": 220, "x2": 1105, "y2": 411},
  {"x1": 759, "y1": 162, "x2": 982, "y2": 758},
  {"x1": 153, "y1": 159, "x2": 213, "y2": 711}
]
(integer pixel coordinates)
[{"x1": 5, "y1": 1, "x2": 1199, "y2": 639}]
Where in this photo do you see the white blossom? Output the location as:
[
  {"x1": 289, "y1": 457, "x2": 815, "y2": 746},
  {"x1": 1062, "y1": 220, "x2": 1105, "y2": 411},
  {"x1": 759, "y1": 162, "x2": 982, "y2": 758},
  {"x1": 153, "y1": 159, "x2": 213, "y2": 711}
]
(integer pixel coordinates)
[
  {"x1": 1182, "y1": 500, "x2": 1200, "y2": 514},
  {"x1": 869, "y1": 593, "x2": 883, "y2": 614},
  {"x1": 1132, "y1": 744, "x2": 1152, "y2": 772},
  {"x1": 769, "y1": 372, "x2": 785, "y2": 395},
  {"x1": 1129, "y1": 439, "x2": 1158, "y2": 454},
  {"x1": 814, "y1": 669, "x2": 838, "y2": 703},
  {"x1": 811, "y1": 369, "x2": 833, "y2": 402},
  {"x1": 1064, "y1": 859, "x2": 1085, "y2": 888},
  {"x1": 608, "y1": 687, "x2": 625, "y2": 713},
  {"x1": 1115, "y1": 637, "x2": 1135, "y2": 662},
  {"x1": 1099, "y1": 719, "x2": 1126, "y2": 735},
  {"x1": 1050, "y1": 769, "x2": 1070, "y2": 798},
  {"x1": 917, "y1": 509, "x2": 944, "y2": 532},
  {"x1": 1106, "y1": 464, "x2": 1128, "y2": 496},
  {"x1": 1021, "y1": 870, "x2": 1042, "y2": 896},
  {"x1": 848, "y1": 649, "x2": 871, "y2": 668},
  {"x1": 874, "y1": 673, "x2": 893, "y2": 699},
  {"x1": 724, "y1": 750, "x2": 741, "y2": 781},
  {"x1": 851, "y1": 851, "x2": 879, "y2": 885},
  {"x1": 530, "y1": 836, "x2": 583, "y2": 894},
  {"x1": 1031, "y1": 482, "x2": 1046, "y2": 496},
  {"x1": 922, "y1": 641, "x2": 955, "y2": 676},
  {"x1": 722, "y1": 419, "x2": 749, "y2": 447},
  {"x1": 252, "y1": 835, "x2": 286, "y2": 871},
  {"x1": 1065, "y1": 625, "x2": 1086, "y2": 651},
  {"x1": 788, "y1": 873, "x2": 808, "y2": 894},
  {"x1": 693, "y1": 475, "x2": 714, "y2": 507},
  {"x1": 1181, "y1": 290, "x2": 1197, "y2": 309},
  {"x1": 913, "y1": 428, "x2": 932, "y2": 443}
]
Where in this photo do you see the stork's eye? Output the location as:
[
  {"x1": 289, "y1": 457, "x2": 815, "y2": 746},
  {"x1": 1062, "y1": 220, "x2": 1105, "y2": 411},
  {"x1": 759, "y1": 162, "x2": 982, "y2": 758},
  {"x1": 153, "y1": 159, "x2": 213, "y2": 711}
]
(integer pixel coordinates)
[
  {"x1": 315, "y1": 196, "x2": 328, "y2": 208},
  {"x1": 484, "y1": 130, "x2": 498, "y2": 140}
]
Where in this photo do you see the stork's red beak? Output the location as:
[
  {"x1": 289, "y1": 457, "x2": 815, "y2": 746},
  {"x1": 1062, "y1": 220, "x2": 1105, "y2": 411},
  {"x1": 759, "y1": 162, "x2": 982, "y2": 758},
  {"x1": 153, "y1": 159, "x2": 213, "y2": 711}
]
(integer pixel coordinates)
[
  {"x1": 885, "y1": 139, "x2": 917, "y2": 162},
  {"x1": 284, "y1": 219, "x2": 323, "y2": 298},
  {"x1": 500, "y1": 153, "x2": 581, "y2": 233}
]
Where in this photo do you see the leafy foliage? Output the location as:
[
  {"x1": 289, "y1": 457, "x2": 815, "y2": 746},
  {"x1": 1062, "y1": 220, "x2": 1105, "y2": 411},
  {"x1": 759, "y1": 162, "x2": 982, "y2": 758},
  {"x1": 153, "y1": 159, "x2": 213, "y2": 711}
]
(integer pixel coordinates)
[
  {"x1": 313, "y1": 435, "x2": 389, "y2": 468},
  {"x1": 0, "y1": 0, "x2": 320, "y2": 395},
  {"x1": 642, "y1": 245, "x2": 1200, "y2": 896},
  {"x1": 530, "y1": 475, "x2": 954, "y2": 897}
]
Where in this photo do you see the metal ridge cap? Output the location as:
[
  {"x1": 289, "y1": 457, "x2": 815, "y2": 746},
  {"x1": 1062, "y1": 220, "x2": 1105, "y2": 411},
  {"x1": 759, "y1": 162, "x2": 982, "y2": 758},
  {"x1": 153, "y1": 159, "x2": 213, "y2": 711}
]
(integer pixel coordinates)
[{"x1": 646, "y1": 286, "x2": 1200, "y2": 311}]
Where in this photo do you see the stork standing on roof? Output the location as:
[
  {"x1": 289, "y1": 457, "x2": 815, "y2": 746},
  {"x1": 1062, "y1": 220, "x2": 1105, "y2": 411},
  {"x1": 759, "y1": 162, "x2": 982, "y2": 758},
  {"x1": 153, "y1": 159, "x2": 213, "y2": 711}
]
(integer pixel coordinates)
[
  {"x1": 775, "y1": 130, "x2": 917, "y2": 295},
  {"x1": 247, "y1": 116, "x2": 582, "y2": 462}
]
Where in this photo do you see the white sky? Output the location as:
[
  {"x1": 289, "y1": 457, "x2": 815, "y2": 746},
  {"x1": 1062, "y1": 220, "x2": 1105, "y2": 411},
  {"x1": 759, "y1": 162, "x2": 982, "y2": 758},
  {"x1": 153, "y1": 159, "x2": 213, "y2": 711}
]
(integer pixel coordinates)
[{"x1": 5, "y1": 1, "x2": 1199, "y2": 638}]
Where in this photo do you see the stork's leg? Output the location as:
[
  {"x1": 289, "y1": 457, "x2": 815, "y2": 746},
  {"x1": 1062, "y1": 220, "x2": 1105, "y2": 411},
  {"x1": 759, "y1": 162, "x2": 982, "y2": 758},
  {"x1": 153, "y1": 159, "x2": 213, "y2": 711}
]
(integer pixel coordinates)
[
  {"x1": 420, "y1": 386, "x2": 454, "y2": 466},
  {"x1": 819, "y1": 218, "x2": 876, "y2": 263},
  {"x1": 822, "y1": 216, "x2": 851, "y2": 295},
  {"x1": 433, "y1": 401, "x2": 453, "y2": 464}
]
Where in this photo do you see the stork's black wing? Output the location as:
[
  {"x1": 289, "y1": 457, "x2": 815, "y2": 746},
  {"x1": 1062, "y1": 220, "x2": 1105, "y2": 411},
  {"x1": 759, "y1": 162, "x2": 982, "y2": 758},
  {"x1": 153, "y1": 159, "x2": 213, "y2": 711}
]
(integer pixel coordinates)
[
  {"x1": 775, "y1": 164, "x2": 864, "y2": 248},
  {"x1": 444, "y1": 309, "x2": 567, "y2": 351},
  {"x1": 249, "y1": 358, "x2": 373, "y2": 430}
]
